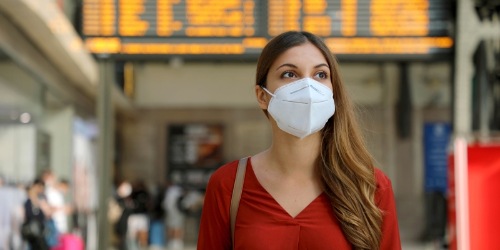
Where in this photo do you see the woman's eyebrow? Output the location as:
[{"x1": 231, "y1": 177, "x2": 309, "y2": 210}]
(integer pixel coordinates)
[
  {"x1": 276, "y1": 63, "x2": 329, "y2": 71},
  {"x1": 315, "y1": 63, "x2": 329, "y2": 69},
  {"x1": 275, "y1": 63, "x2": 297, "y2": 71}
]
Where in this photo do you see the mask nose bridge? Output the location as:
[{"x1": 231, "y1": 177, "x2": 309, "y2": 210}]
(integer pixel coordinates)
[
  {"x1": 289, "y1": 84, "x2": 311, "y2": 95},
  {"x1": 261, "y1": 77, "x2": 322, "y2": 97}
]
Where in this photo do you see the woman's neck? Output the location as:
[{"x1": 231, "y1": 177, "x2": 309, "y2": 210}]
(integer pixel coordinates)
[{"x1": 265, "y1": 131, "x2": 322, "y2": 178}]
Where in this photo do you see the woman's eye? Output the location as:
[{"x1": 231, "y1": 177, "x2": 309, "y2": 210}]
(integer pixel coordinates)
[
  {"x1": 281, "y1": 71, "x2": 296, "y2": 78},
  {"x1": 316, "y1": 71, "x2": 328, "y2": 79}
]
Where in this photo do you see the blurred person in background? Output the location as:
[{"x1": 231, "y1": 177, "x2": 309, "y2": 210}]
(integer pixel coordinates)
[
  {"x1": 148, "y1": 182, "x2": 167, "y2": 250},
  {"x1": 163, "y1": 181, "x2": 185, "y2": 250},
  {"x1": 47, "y1": 178, "x2": 73, "y2": 235},
  {"x1": 22, "y1": 178, "x2": 52, "y2": 250},
  {"x1": 128, "y1": 180, "x2": 152, "y2": 250},
  {"x1": 162, "y1": 185, "x2": 204, "y2": 249},
  {"x1": 108, "y1": 184, "x2": 124, "y2": 248},
  {"x1": 177, "y1": 189, "x2": 204, "y2": 221},
  {"x1": 40, "y1": 169, "x2": 62, "y2": 247},
  {"x1": 177, "y1": 188, "x2": 205, "y2": 245},
  {"x1": 113, "y1": 180, "x2": 135, "y2": 250}
]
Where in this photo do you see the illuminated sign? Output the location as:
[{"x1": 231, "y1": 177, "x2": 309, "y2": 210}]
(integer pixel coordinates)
[{"x1": 82, "y1": 0, "x2": 454, "y2": 58}]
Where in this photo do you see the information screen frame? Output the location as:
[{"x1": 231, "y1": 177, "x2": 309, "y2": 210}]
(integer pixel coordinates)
[{"x1": 81, "y1": 0, "x2": 454, "y2": 60}]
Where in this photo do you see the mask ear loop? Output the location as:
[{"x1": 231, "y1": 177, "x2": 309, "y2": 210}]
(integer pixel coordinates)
[{"x1": 260, "y1": 86, "x2": 276, "y2": 97}]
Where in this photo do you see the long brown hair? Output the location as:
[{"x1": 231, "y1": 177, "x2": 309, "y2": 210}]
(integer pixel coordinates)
[{"x1": 256, "y1": 31, "x2": 382, "y2": 250}]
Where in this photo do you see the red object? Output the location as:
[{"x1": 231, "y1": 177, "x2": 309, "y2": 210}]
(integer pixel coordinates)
[
  {"x1": 198, "y1": 158, "x2": 401, "y2": 249},
  {"x1": 448, "y1": 143, "x2": 500, "y2": 250},
  {"x1": 52, "y1": 234, "x2": 84, "y2": 250},
  {"x1": 448, "y1": 151, "x2": 457, "y2": 250}
]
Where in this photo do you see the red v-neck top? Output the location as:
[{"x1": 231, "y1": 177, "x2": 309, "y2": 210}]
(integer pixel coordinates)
[{"x1": 197, "y1": 158, "x2": 401, "y2": 250}]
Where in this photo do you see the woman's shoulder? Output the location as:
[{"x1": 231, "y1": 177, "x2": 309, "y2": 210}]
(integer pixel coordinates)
[
  {"x1": 206, "y1": 159, "x2": 240, "y2": 193},
  {"x1": 374, "y1": 168, "x2": 393, "y2": 191},
  {"x1": 373, "y1": 168, "x2": 396, "y2": 206}
]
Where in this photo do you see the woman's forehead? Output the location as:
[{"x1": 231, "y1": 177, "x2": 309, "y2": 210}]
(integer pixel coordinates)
[{"x1": 271, "y1": 42, "x2": 328, "y2": 69}]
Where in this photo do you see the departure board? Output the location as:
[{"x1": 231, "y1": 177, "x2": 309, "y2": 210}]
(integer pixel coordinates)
[{"x1": 82, "y1": 0, "x2": 454, "y2": 59}]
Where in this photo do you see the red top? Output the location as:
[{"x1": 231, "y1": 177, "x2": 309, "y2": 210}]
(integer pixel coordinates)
[{"x1": 197, "y1": 158, "x2": 401, "y2": 250}]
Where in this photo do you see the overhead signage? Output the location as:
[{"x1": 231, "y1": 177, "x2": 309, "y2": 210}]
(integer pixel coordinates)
[{"x1": 82, "y1": 0, "x2": 453, "y2": 59}]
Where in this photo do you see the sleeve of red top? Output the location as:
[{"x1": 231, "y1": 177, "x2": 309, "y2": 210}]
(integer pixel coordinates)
[
  {"x1": 197, "y1": 161, "x2": 238, "y2": 250},
  {"x1": 375, "y1": 168, "x2": 402, "y2": 250}
]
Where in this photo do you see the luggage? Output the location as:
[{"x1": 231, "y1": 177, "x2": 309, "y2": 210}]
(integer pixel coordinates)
[{"x1": 52, "y1": 234, "x2": 84, "y2": 250}]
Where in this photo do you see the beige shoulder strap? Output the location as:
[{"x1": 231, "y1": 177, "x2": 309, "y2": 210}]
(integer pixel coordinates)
[{"x1": 230, "y1": 157, "x2": 248, "y2": 248}]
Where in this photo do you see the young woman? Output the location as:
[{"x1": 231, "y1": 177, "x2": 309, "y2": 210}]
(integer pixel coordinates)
[{"x1": 197, "y1": 31, "x2": 401, "y2": 250}]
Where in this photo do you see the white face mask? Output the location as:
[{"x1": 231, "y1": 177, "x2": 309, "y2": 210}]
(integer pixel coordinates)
[{"x1": 262, "y1": 78, "x2": 335, "y2": 139}]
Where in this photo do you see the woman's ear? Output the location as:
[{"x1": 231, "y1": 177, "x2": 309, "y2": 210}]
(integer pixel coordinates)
[{"x1": 255, "y1": 85, "x2": 269, "y2": 109}]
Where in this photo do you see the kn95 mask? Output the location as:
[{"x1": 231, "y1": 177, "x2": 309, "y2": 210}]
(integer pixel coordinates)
[{"x1": 261, "y1": 78, "x2": 335, "y2": 139}]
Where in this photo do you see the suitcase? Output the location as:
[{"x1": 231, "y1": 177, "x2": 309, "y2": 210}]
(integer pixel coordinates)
[{"x1": 52, "y1": 234, "x2": 84, "y2": 250}]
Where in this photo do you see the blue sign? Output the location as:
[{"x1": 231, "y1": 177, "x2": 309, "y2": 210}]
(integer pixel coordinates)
[{"x1": 424, "y1": 122, "x2": 452, "y2": 193}]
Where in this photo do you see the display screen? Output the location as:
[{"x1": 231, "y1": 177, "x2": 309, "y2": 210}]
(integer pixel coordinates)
[
  {"x1": 167, "y1": 124, "x2": 224, "y2": 188},
  {"x1": 82, "y1": 0, "x2": 453, "y2": 59}
]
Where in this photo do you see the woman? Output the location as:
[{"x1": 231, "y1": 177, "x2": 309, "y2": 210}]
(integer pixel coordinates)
[{"x1": 197, "y1": 31, "x2": 401, "y2": 249}]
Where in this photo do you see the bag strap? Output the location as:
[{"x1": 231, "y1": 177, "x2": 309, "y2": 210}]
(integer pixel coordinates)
[{"x1": 230, "y1": 157, "x2": 248, "y2": 248}]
